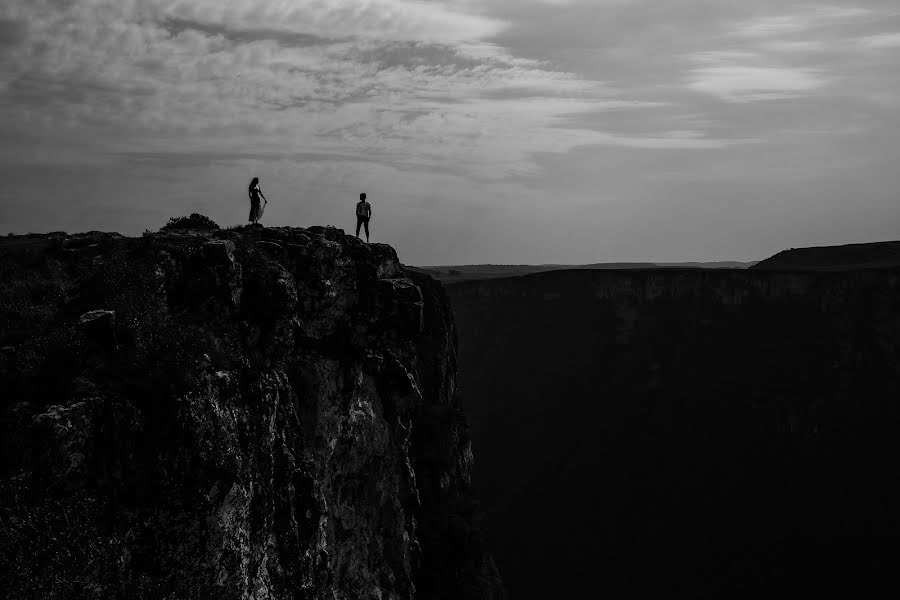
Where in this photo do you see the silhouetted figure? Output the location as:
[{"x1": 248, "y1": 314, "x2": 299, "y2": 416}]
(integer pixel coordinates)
[
  {"x1": 356, "y1": 193, "x2": 372, "y2": 242},
  {"x1": 248, "y1": 177, "x2": 268, "y2": 226}
]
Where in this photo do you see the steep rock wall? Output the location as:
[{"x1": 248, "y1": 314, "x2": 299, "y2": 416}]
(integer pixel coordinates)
[
  {"x1": 447, "y1": 267, "x2": 900, "y2": 597},
  {"x1": 0, "y1": 227, "x2": 503, "y2": 600}
]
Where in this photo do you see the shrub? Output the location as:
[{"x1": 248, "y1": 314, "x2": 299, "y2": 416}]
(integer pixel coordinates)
[{"x1": 160, "y1": 213, "x2": 220, "y2": 231}]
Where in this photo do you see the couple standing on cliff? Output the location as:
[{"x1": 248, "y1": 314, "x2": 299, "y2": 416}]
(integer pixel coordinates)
[{"x1": 248, "y1": 178, "x2": 373, "y2": 242}]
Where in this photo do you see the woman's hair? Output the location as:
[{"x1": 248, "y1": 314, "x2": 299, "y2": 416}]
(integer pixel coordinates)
[{"x1": 249, "y1": 177, "x2": 259, "y2": 189}]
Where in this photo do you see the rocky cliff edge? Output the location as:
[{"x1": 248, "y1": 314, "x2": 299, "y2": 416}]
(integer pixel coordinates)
[{"x1": 0, "y1": 226, "x2": 504, "y2": 600}]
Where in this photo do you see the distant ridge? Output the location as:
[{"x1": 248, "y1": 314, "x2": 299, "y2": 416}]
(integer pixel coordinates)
[
  {"x1": 409, "y1": 261, "x2": 757, "y2": 283},
  {"x1": 753, "y1": 240, "x2": 900, "y2": 271},
  {"x1": 654, "y1": 261, "x2": 756, "y2": 269}
]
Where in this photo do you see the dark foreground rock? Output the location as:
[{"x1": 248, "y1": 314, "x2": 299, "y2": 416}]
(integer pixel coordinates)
[
  {"x1": 447, "y1": 267, "x2": 900, "y2": 597},
  {"x1": 0, "y1": 227, "x2": 503, "y2": 600}
]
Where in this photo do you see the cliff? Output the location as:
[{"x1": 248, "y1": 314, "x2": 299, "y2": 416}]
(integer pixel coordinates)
[
  {"x1": 447, "y1": 267, "x2": 900, "y2": 596},
  {"x1": 753, "y1": 240, "x2": 900, "y2": 270},
  {"x1": 0, "y1": 227, "x2": 503, "y2": 600}
]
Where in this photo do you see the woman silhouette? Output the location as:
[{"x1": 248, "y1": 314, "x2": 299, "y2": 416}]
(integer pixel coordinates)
[{"x1": 248, "y1": 177, "x2": 268, "y2": 226}]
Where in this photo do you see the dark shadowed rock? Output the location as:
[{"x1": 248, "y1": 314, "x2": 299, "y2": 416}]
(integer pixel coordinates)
[
  {"x1": 77, "y1": 309, "x2": 118, "y2": 351},
  {"x1": 0, "y1": 227, "x2": 504, "y2": 600},
  {"x1": 753, "y1": 240, "x2": 900, "y2": 271},
  {"x1": 446, "y1": 266, "x2": 900, "y2": 597}
]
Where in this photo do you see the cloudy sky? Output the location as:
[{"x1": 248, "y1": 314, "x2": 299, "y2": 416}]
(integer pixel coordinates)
[{"x1": 1, "y1": 0, "x2": 899, "y2": 264}]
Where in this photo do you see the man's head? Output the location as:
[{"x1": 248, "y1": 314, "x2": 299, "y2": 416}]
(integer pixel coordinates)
[{"x1": 360, "y1": 193, "x2": 366, "y2": 201}]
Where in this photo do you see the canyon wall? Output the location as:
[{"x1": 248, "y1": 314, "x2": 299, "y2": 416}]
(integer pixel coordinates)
[
  {"x1": 0, "y1": 227, "x2": 503, "y2": 600},
  {"x1": 448, "y1": 267, "x2": 900, "y2": 596}
]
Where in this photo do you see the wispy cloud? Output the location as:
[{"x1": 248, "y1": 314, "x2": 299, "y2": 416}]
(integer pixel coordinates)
[
  {"x1": 733, "y1": 6, "x2": 874, "y2": 39},
  {"x1": 857, "y1": 32, "x2": 900, "y2": 49},
  {"x1": 681, "y1": 4, "x2": 893, "y2": 103},
  {"x1": 159, "y1": 0, "x2": 508, "y2": 44},
  {"x1": 688, "y1": 66, "x2": 825, "y2": 102},
  {"x1": 0, "y1": 0, "x2": 698, "y2": 182}
]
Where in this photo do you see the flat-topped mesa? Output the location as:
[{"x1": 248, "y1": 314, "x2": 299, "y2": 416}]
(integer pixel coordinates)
[
  {"x1": 752, "y1": 240, "x2": 900, "y2": 271},
  {"x1": 0, "y1": 226, "x2": 504, "y2": 600}
]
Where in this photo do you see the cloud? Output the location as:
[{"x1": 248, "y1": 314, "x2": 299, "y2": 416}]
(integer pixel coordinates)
[
  {"x1": 158, "y1": 0, "x2": 508, "y2": 45},
  {"x1": 857, "y1": 32, "x2": 900, "y2": 49},
  {"x1": 688, "y1": 66, "x2": 825, "y2": 102},
  {"x1": 733, "y1": 6, "x2": 874, "y2": 38},
  {"x1": 760, "y1": 40, "x2": 825, "y2": 53},
  {"x1": 679, "y1": 5, "x2": 885, "y2": 103},
  {"x1": 0, "y1": 0, "x2": 691, "y2": 183},
  {"x1": 734, "y1": 15, "x2": 811, "y2": 38}
]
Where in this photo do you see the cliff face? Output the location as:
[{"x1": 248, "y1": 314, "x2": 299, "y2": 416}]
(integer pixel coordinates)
[
  {"x1": 0, "y1": 227, "x2": 503, "y2": 600},
  {"x1": 752, "y1": 240, "x2": 900, "y2": 271},
  {"x1": 447, "y1": 268, "x2": 900, "y2": 597}
]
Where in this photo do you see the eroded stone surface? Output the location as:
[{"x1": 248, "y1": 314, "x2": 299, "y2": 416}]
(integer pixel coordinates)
[{"x1": 0, "y1": 226, "x2": 504, "y2": 600}]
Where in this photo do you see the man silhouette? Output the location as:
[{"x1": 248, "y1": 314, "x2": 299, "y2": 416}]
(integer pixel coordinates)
[{"x1": 356, "y1": 193, "x2": 372, "y2": 242}]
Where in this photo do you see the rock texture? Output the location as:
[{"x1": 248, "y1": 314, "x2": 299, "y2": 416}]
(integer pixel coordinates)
[
  {"x1": 0, "y1": 227, "x2": 503, "y2": 600},
  {"x1": 447, "y1": 267, "x2": 900, "y2": 597}
]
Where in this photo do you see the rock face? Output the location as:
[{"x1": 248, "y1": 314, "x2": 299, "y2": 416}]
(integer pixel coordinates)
[
  {"x1": 752, "y1": 239, "x2": 900, "y2": 270},
  {"x1": 447, "y1": 267, "x2": 900, "y2": 597},
  {"x1": 0, "y1": 227, "x2": 503, "y2": 600}
]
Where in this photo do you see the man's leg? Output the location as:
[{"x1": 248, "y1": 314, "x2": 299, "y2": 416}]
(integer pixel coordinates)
[
  {"x1": 364, "y1": 219, "x2": 369, "y2": 242},
  {"x1": 356, "y1": 218, "x2": 362, "y2": 237}
]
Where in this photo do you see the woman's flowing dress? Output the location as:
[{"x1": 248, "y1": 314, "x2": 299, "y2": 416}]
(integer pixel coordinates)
[{"x1": 249, "y1": 188, "x2": 264, "y2": 222}]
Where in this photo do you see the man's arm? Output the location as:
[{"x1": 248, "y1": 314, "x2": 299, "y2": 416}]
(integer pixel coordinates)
[{"x1": 367, "y1": 203, "x2": 372, "y2": 218}]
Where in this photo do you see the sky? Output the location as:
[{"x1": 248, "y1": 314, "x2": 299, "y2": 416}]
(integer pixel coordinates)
[{"x1": 1, "y1": 0, "x2": 899, "y2": 265}]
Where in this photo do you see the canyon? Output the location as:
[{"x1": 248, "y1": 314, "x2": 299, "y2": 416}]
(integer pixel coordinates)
[{"x1": 447, "y1": 257, "x2": 900, "y2": 596}]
